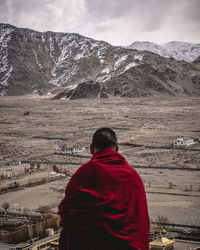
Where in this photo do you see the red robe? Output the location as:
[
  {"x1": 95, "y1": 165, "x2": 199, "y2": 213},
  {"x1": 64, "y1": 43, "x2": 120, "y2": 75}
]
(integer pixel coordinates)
[{"x1": 58, "y1": 148, "x2": 149, "y2": 250}]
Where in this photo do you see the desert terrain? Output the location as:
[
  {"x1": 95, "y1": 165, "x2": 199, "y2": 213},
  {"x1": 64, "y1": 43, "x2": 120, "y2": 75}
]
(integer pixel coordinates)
[{"x1": 0, "y1": 95, "x2": 200, "y2": 226}]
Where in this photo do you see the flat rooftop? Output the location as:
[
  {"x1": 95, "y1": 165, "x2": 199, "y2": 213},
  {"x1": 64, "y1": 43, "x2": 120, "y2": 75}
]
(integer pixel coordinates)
[
  {"x1": 174, "y1": 239, "x2": 200, "y2": 250},
  {"x1": 0, "y1": 218, "x2": 26, "y2": 223}
]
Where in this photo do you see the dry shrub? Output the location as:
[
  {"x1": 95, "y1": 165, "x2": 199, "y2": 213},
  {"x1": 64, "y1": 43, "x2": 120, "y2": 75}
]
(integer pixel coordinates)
[
  {"x1": 14, "y1": 181, "x2": 19, "y2": 188},
  {"x1": 168, "y1": 182, "x2": 173, "y2": 189},
  {"x1": 60, "y1": 143, "x2": 68, "y2": 151},
  {"x1": 52, "y1": 165, "x2": 58, "y2": 172},
  {"x1": 36, "y1": 163, "x2": 41, "y2": 169},
  {"x1": 52, "y1": 166, "x2": 71, "y2": 177},
  {"x1": 38, "y1": 205, "x2": 51, "y2": 214},
  {"x1": 0, "y1": 182, "x2": 19, "y2": 192},
  {"x1": 157, "y1": 215, "x2": 169, "y2": 224},
  {"x1": 0, "y1": 173, "x2": 7, "y2": 179},
  {"x1": 2, "y1": 201, "x2": 10, "y2": 211},
  {"x1": 185, "y1": 185, "x2": 193, "y2": 191},
  {"x1": 24, "y1": 168, "x2": 29, "y2": 173},
  {"x1": 23, "y1": 207, "x2": 30, "y2": 213},
  {"x1": 27, "y1": 177, "x2": 47, "y2": 186},
  {"x1": 0, "y1": 185, "x2": 9, "y2": 192},
  {"x1": 62, "y1": 169, "x2": 72, "y2": 176},
  {"x1": 41, "y1": 177, "x2": 47, "y2": 183}
]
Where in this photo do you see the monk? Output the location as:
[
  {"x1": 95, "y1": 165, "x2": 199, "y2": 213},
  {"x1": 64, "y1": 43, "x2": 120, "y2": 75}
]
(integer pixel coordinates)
[{"x1": 58, "y1": 127, "x2": 149, "y2": 250}]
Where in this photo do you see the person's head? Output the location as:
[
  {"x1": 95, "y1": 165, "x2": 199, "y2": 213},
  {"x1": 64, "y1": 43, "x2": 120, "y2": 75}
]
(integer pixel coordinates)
[{"x1": 90, "y1": 127, "x2": 118, "y2": 154}]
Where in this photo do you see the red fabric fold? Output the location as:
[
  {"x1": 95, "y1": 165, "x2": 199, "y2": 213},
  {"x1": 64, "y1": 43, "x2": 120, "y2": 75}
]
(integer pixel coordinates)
[{"x1": 58, "y1": 148, "x2": 149, "y2": 250}]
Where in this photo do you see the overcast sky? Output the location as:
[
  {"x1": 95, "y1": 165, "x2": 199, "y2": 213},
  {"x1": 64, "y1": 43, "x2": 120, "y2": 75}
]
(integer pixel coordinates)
[{"x1": 0, "y1": 0, "x2": 199, "y2": 45}]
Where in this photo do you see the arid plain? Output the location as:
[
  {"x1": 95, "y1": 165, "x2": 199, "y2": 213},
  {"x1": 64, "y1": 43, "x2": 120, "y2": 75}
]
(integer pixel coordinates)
[{"x1": 0, "y1": 95, "x2": 200, "y2": 226}]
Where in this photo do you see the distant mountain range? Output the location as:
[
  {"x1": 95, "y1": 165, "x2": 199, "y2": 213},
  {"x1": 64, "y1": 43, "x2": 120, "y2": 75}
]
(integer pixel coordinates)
[
  {"x1": 126, "y1": 41, "x2": 200, "y2": 62},
  {"x1": 0, "y1": 23, "x2": 200, "y2": 98}
]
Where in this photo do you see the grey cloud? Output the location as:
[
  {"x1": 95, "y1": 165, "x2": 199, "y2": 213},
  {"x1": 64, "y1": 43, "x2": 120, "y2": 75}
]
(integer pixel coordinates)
[
  {"x1": 86, "y1": 0, "x2": 200, "y2": 27},
  {"x1": 85, "y1": 0, "x2": 136, "y2": 21},
  {"x1": 0, "y1": 0, "x2": 53, "y2": 26},
  {"x1": 0, "y1": 0, "x2": 199, "y2": 45},
  {"x1": 0, "y1": 0, "x2": 85, "y2": 32},
  {"x1": 180, "y1": 0, "x2": 200, "y2": 22},
  {"x1": 85, "y1": 0, "x2": 183, "y2": 32}
]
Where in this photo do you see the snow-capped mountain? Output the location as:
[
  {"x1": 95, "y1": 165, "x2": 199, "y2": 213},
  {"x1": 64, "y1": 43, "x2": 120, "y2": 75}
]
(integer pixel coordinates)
[
  {"x1": 0, "y1": 23, "x2": 200, "y2": 98},
  {"x1": 126, "y1": 41, "x2": 200, "y2": 62},
  {"x1": 0, "y1": 23, "x2": 147, "y2": 96}
]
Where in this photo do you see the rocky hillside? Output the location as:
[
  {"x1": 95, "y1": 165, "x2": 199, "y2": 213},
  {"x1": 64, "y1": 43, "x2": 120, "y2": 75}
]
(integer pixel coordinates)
[{"x1": 0, "y1": 23, "x2": 200, "y2": 98}]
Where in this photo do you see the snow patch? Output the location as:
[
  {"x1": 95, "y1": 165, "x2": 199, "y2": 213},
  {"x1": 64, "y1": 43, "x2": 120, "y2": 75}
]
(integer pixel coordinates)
[
  {"x1": 50, "y1": 171, "x2": 66, "y2": 176},
  {"x1": 90, "y1": 42, "x2": 98, "y2": 49},
  {"x1": 0, "y1": 26, "x2": 14, "y2": 47},
  {"x1": 1, "y1": 65, "x2": 13, "y2": 86},
  {"x1": 49, "y1": 36, "x2": 55, "y2": 59},
  {"x1": 60, "y1": 97, "x2": 70, "y2": 100},
  {"x1": 123, "y1": 62, "x2": 137, "y2": 72},
  {"x1": 66, "y1": 84, "x2": 78, "y2": 90},
  {"x1": 0, "y1": 26, "x2": 14, "y2": 93},
  {"x1": 50, "y1": 65, "x2": 78, "y2": 86},
  {"x1": 97, "y1": 75, "x2": 111, "y2": 83},
  {"x1": 75, "y1": 53, "x2": 84, "y2": 60},
  {"x1": 114, "y1": 55, "x2": 128, "y2": 70},
  {"x1": 33, "y1": 50, "x2": 43, "y2": 70},
  {"x1": 97, "y1": 47, "x2": 106, "y2": 64},
  {"x1": 0, "y1": 89, "x2": 8, "y2": 96},
  {"x1": 101, "y1": 67, "x2": 110, "y2": 74},
  {"x1": 134, "y1": 54, "x2": 144, "y2": 61}
]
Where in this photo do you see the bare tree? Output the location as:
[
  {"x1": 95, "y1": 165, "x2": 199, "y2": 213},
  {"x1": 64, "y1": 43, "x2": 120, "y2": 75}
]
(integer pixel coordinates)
[
  {"x1": 2, "y1": 202, "x2": 10, "y2": 215},
  {"x1": 36, "y1": 163, "x2": 41, "y2": 169},
  {"x1": 168, "y1": 182, "x2": 173, "y2": 189},
  {"x1": 157, "y1": 215, "x2": 169, "y2": 224}
]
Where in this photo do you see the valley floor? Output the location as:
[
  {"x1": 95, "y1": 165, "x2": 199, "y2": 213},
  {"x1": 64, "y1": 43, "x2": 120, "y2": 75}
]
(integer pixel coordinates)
[{"x1": 0, "y1": 95, "x2": 200, "y2": 225}]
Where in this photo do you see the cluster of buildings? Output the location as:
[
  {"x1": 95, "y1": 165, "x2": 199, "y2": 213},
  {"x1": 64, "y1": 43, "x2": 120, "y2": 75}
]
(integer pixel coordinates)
[
  {"x1": 1, "y1": 137, "x2": 199, "y2": 249},
  {"x1": 0, "y1": 235, "x2": 59, "y2": 249},
  {"x1": 149, "y1": 227, "x2": 200, "y2": 250},
  {"x1": 173, "y1": 137, "x2": 200, "y2": 146},
  {"x1": 0, "y1": 211, "x2": 59, "y2": 250},
  {"x1": 61, "y1": 145, "x2": 86, "y2": 155},
  {"x1": 0, "y1": 226, "x2": 200, "y2": 250}
]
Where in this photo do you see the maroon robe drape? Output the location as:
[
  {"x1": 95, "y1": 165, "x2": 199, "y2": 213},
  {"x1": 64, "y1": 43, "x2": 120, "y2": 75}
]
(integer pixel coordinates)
[{"x1": 58, "y1": 148, "x2": 149, "y2": 250}]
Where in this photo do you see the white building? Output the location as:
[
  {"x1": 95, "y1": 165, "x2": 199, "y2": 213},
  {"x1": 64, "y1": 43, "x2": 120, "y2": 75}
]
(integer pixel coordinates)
[
  {"x1": 62, "y1": 146, "x2": 86, "y2": 155},
  {"x1": 174, "y1": 138, "x2": 195, "y2": 146}
]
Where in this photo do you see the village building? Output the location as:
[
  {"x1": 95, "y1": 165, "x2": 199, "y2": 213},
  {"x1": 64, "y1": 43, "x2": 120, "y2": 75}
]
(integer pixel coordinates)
[
  {"x1": 150, "y1": 227, "x2": 200, "y2": 250},
  {"x1": 15, "y1": 243, "x2": 32, "y2": 250},
  {"x1": 150, "y1": 236, "x2": 176, "y2": 250},
  {"x1": 31, "y1": 233, "x2": 59, "y2": 250},
  {"x1": 0, "y1": 243, "x2": 17, "y2": 249},
  {"x1": 0, "y1": 217, "x2": 26, "y2": 231},
  {"x1": 174, "y1": 138, "x2": 195, "y2": 146},
  {"x1": 150, "y1": 227, "x2": 176, "y2": 250},
  {"x1": 61, "y1": 145, "x2": 86, "y2": 155}
]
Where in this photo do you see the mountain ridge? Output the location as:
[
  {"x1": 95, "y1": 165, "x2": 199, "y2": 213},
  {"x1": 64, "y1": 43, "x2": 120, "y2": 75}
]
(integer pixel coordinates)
[
  {"x1": 126, "y1": 41, "x2": 200, "y2": 62},
  {"x1": 0, "y1": 23, "x2": 200, "y2": 98}
]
